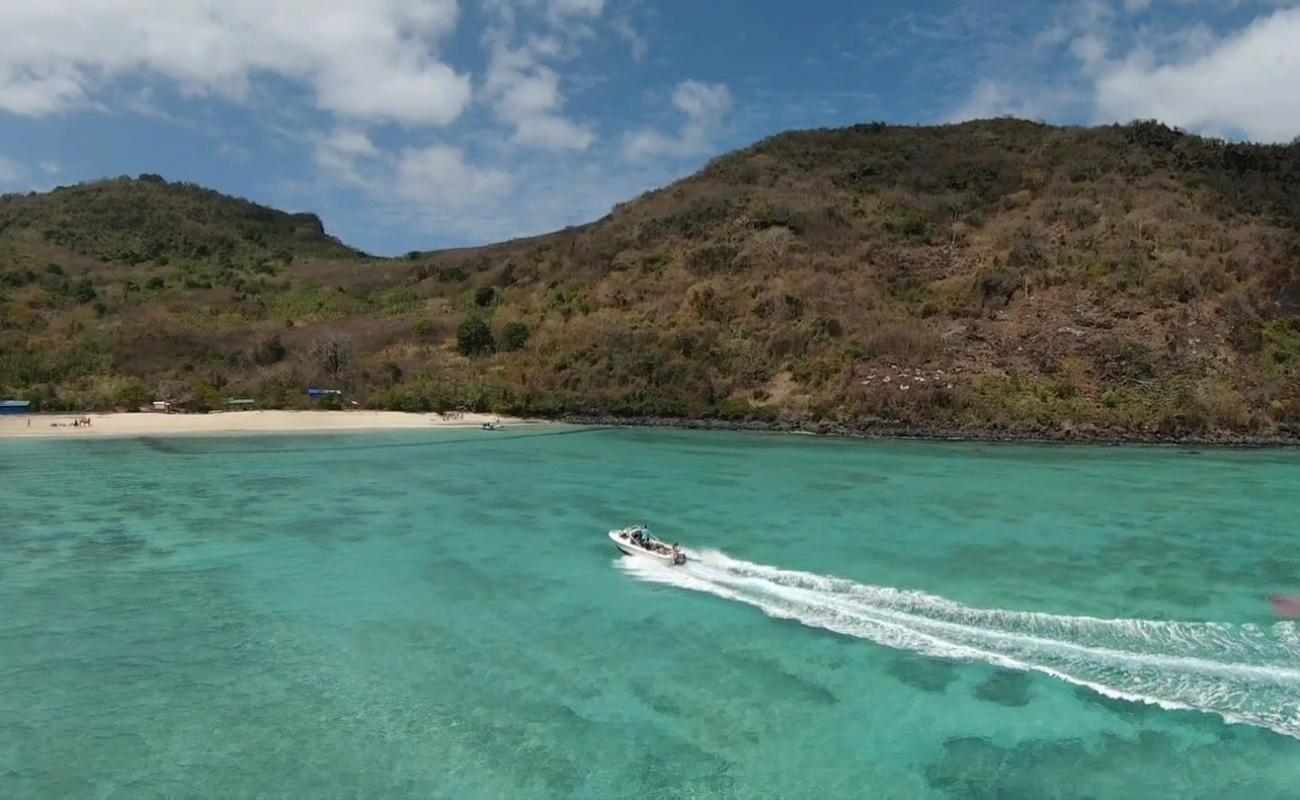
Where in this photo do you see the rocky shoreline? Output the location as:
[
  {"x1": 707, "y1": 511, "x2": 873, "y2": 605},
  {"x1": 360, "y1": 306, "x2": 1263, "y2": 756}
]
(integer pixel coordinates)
[{"x1": 557, "y1": 415, "x2": 1300, "y2": 447}]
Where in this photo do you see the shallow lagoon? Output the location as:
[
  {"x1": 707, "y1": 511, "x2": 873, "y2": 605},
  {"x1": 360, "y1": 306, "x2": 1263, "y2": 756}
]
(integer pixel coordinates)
[{"x1": 2, "y1": 427, "x2": 1298, "y2": 798}]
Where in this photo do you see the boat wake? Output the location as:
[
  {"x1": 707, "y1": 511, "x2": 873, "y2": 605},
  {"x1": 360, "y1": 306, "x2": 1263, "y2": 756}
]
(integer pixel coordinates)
[{"x1": 618, "y1": 548, "x2": 1300, "y2": 738}]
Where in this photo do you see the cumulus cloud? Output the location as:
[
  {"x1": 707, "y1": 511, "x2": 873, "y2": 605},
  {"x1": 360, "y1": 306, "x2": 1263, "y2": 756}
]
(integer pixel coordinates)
[
  {"x1": 1095, "y1": 6, "x2": 1300, "y2": 142},
  {"x1": 313, "y1": 129, "x2": 510, "y2": 222},
  {"x1": 483, "y1": 43, "x2": 596, "y2": 151},
  {"x1": 394, "y1": 144, "x2": 513, "y2": 207},
  {"x1": 314, "y1": 129, "x2": 383, "y2": 187},
  {"x1": 0, "y1": 1, "x2": 471, "y2": 126},
  {"x1": 477, "y1": 0, "x2": 603, "y2": 152},
  {"x1": 951, "y1": 2, "x2": 1300, "y2": 143},
  {"x1": 624, "y1": 80, "x2": 733, "y2": 160}
]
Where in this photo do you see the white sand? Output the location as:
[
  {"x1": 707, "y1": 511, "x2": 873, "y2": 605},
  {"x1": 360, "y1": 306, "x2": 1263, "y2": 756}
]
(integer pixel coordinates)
[{"x1": 0, "y1": 410, "x2": 526, "y2": 439}]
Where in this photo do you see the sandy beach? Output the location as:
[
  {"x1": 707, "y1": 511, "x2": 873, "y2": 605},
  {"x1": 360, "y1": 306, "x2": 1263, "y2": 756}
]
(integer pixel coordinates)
[{"x1": 0, "y1": 410, "x2": 525, "y2": 439}]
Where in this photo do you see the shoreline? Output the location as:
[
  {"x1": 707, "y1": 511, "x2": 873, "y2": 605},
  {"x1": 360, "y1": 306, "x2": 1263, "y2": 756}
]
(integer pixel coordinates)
[
  {"x1": 0, "y1": 410, "x2": 525, "y2": 440},
  {"x1": 2, "y1": 409, "x2": 1297, "y2": 447},
  {"x1": 555, "y1": 414, "x2": 1300, "y2": 448}
]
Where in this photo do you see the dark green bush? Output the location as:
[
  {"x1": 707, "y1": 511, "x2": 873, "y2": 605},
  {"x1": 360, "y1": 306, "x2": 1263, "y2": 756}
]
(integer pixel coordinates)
[
  {"x1": 501, "y1": 321, "x2": 530, "y2": 351},
  {"x1": 116, "y1": 382, "x2": 150, "y2": 409},
  {"x1": 71, "y1": 277, "x2": 97, "y2": 303},
  {"x1": 456, "y1": 317, "x2": 495, "y2": 356},
  {"x1": 317, "y1": 392, "x2": 344, "y2": 410}
]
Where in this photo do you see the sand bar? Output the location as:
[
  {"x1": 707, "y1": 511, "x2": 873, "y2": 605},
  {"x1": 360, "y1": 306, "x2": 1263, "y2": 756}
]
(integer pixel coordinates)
[{"x1": 0, "y1": 410, "x2": 527, "y2": 439}]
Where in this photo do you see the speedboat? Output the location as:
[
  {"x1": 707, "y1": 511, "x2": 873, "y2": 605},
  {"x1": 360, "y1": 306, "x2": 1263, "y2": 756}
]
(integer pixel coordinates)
[
  {"x1": 609, "y1": 524, "x2": 687, "y2": 565},
  {"x1": 481, "y1": 418, "x2": 503, "y2": 431}
]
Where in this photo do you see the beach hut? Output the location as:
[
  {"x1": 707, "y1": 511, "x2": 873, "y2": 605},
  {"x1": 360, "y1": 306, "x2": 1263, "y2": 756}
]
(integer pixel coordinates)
[
  {"x1": 224, "y1": 398, "x2": 256, "y2": 409},
  {"x1": 0, "y1": 400, "x2": 31, "y2": 415},
  {"x1": 307, "y1": 388, "x2": 342, "y2": 402},
  {"x1": 151, "y1": 400, "x2": 173, "y2": 413}
]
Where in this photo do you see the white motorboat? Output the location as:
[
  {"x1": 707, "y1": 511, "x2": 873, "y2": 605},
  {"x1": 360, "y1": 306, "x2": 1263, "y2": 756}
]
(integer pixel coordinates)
[
  {"x1": 481, "y1": 418, "x2": 503, "y2": 431},
  {"x1": 609, "y1": 525, "x2": 686, "y2": 565}
]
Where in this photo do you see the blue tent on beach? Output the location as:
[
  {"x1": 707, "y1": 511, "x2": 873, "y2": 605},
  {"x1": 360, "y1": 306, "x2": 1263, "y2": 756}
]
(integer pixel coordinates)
[{"x1": 0, "y1": 400, "x2": 31, "y2": 415}]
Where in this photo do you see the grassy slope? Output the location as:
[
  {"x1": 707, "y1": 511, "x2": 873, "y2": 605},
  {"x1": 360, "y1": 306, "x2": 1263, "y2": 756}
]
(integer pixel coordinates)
[{"x1": 1, "y1": 120, "x2": 1298, "y2": 436}]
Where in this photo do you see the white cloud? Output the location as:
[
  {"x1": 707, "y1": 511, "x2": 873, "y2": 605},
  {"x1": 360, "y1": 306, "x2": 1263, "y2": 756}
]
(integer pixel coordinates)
[
  {"x1": 483, "y1": 44, "x2": 595, "y2": 151},
  {"x1": 38, "y1": 160, "x2": 60, "y2": 175},
  {"x1": 395, "y1": 145, "x2": 513, "y2": 207},
  {"x1": 612, "y1": 17, "x2": 649, "y2": 61},
  {"x1": 952, "y1": 2, "x2": 1300, "y2": 143},
  {"x1": 624, "y1": 80, "x2": 733, "y2": 160},
  {"x1": 312, "y1": 130, "x2": 511, "y2": 222},
  {"x1": 314, "y1": 129, "x2": 383, "y2": 187},
  {"x1": 0, "y1": 1, "x2": 471, "y2": 126},
  {"x1": 479, "y1": 1, "x2": 602, "y2": 152},
  {"x1": 1070, "y1": 33, "x2": 1108, "y2": 67},
  {"x1": 1094, "y1": 7, "x2": 1300, "y2": 142},
  {"x1": 0, "y1": 155, "x2": 23, "y2": 185}
]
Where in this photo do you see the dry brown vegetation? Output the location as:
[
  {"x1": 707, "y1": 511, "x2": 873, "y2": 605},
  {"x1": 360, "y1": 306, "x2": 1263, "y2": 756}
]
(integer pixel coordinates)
[{"x1": 2, "y1": 119, "x2": 1299, "y2": 437}]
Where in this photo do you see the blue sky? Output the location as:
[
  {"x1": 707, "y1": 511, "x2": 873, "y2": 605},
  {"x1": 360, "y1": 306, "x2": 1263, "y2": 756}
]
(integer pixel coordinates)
[{"x1": 1, "y1": 0, "x2": 1298, "y2": 255}]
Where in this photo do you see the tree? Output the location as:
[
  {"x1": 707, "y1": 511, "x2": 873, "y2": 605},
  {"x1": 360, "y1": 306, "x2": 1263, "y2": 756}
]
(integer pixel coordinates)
[
  {"x1": 311, "y1": 332, "x2": 354, "y2": 378},
  {"x1": 116, "y1": 382, "x2": 151, "y2": 410},
  {"x1": 456, "y1": 317, "x2": 495, "y2": 357},
  {"x1": 473, "y1": 286, "x2": 497, "y2": 307},
  {"x1": 501, "y1": 321, "x2": 530, "y2": 351}
]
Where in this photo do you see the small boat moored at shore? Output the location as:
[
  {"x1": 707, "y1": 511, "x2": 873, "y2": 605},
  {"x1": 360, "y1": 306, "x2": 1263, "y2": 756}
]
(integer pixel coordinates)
[
  {"x1": 482, "y1": 417, "x2": 503, "y2": 431},
  {"x1": 609, "y1": 524, "x2": 686, "y2": 565}
]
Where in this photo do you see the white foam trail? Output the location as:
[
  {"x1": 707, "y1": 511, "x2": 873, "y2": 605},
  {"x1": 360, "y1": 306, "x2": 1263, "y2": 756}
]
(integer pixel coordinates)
[{"x1": 618, "y1": 548, "x2": 1300, "y2": 738}]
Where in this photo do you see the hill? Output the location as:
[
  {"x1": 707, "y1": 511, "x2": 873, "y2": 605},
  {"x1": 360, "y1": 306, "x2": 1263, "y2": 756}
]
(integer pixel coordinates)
[
  {"x1": 2, "y1": 119, "x2": 1299, "y2": 440},
  {"x1": 0, "y1": 175, "x2": 359, "y2": 268}
]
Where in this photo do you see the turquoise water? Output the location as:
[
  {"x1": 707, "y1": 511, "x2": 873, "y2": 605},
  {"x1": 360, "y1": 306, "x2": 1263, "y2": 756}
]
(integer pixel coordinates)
[{"x1": 2, "y1": 427, "x2": 1299, "y2": 798}]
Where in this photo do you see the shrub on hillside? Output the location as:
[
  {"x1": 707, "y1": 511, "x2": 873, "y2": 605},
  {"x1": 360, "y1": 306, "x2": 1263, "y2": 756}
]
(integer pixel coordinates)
[
  {"x1": 115, "y1": 382, "x2": 151, "y2": 410},
  {"x1": 253, "y1": 335, "x2": 287, "y2": 365},
  {"x1": 457, "y1": 317, "x2": 495, "y2": 356},
  {"x1": 501, "y1": 321, "x2": 530, "y2": 351},
  {"x1": 71, "y1": 277, "x2": 97, "y2": 304}
]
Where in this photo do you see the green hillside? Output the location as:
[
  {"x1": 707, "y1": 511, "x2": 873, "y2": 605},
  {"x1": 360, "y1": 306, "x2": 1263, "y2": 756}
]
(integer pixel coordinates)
[{"x1": 2, "y1": 120, "x2": 1299, "y2": 439}]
